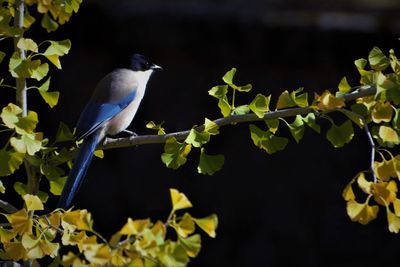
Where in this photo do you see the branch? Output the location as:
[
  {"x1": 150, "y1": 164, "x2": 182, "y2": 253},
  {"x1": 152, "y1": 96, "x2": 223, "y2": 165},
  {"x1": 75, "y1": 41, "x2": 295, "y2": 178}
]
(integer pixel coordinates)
[{"x1": 100, "y1": 85, "x2": 376, "y2": 150}]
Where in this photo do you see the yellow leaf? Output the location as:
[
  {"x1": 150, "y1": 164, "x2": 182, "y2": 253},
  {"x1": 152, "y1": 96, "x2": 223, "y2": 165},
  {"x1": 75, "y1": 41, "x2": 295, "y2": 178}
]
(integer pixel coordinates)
[
  {"x1": 7, "y1": 209, "x2": 32, "y2": 234},
  {"x1": 119, "y1": 218, "x2": 150, "y2": 236},
  {"x1": 179, "y1": 234, "x2": 201, "y2": 258},
  {"x1": 0, "y1": 227, "x2": 17, "y2": 243},
  {"x1": 387, "y1": 209, "x2": 400, "y2": 233},
  {"x1": 83, "y1": 244, "x2": 111, "y2": 265},
  {"x1": 372, "y1": 101, "x2": 393, "y2": 123},
  {"x1": 4, "y1": 242, "x2": 27, "y2": 261},
  {"x1": 342, "y1": 182, "x2": 355, "y2": 201},
  {"x1": 62, "y1": 251, "x2": 86, "y2": 266},
  {"x1": 316, "y1": 90, "x2": 345, "y2": 110},
  {"x1": 23, "y1": 194, "x2": 44, "y2": 211},
  {"x1": 193, "y1": 214, "x2": 218, "y2": 238},
  {"x1": 111, "y1": 249, "x2": 130, "y2": 266},
  {"x1": 372, "y1": 181, "x2": 398, "y2": 206},
  {"x1": 394, "y1": 198, "x2": 400, "y2": 216},
  {"x1": 346, "y1": 198, "x2": 379, "y2": 225},
  {"x1": 170, "y1": 188, "x2": 192, "y2": 211},
  {"x1": 62, "y1": 209, "x2": 93, "y2": 231},
  {"x1": 175, "y1": 213, "x2": 195, "y2": 238},
  {"x1": 379, "y1": 126, "x2": 400, "y2": 144},
  {"x1": 356, "y1": 172, "x2": 372, "y2": 194},
  {"x1": 374, "y1": 158, "x2": 396, "y2": 181}
]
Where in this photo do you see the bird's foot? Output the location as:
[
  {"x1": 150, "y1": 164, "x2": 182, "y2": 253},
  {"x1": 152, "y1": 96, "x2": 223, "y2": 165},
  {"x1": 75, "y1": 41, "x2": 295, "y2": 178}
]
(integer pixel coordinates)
[{"x1": 123, "y1": 129, "x2": 138, "y2": 137}]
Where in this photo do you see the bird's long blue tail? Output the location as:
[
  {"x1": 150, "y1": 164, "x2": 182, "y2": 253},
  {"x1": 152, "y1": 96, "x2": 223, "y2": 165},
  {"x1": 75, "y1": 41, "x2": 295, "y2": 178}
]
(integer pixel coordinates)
[{"x1": 57, "y1": 131, "x2": 100, "y2": 209}]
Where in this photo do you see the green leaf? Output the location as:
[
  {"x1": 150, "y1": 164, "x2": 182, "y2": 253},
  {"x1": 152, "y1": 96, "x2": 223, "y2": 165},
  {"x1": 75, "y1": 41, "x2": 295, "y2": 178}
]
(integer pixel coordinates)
[
  {"x1": 10, "y1": 133, "x2": 43, "y2": 155},
  {"x1": 234, "y1": 83, "x2": 252, "y2": 92},
  {"x1": 31, "y1": 63, "x2": 49, "y2": 81},
  {"x1": 276, "y1": 90, "x2": 296, "y2": 109},
  {"x1": 158, "y1": 242, "x2": 189, "y2": 267},
  {"x1": 0, "y1": 180, "x2": 5, "y2": 193},
  {"x1": 1, "y1": 103, "x2": 22, "y2": 129},
  {"x1": 222, "y1": 68, "x2": 236, "y2": 85},
  {"x1": 302, "y1": 113, "x2": 320, "y2": 133},
  {"x1": 291, "y1": 87, "x2": 308, "y2": 107},
  {"x1": 338, "y1": 109, "x2": 364, "y2": 128},
  {"x1": 0, "y1": 149, "x2": 24, "y2": 177},
  {"x1": 393, "y1": 108, "x2": 400, "y2": 131},
  {"x1": 249, "y1": 124, "x2": 288, "y2": 154},
  {"x1": 369, "y1": 46, "x2": 390, "y2": 71},
  {"x1": 0, "y1": 51, "x2": 5, "y2": 64},
  {"x1": 55, "y1": 122, "x2": 74, "y2": 143},
  {"x1": 41, "y1": 13, "x2": 59, "y2": 32},
  {"x1": 338, "y1": 76, "x2": 351, "y2": 93},
  {"x1": 50, "y1": 177, "x2": 67, "y2": 196},
  {"x1": 265, "y1": 119, "x2": 279, "y2": 134},
  {"x1": 40, "y1": 163, "x2": 64, "y2": 181},
  {"x1": 17, "y1": 38, "x2": 38, "y2": 53},
  {"x1": 43, "y1": 40, "x2": 71, "y2": 56},
  {"x1": 161, "y1": 137, "x2": 191, "y2": 169},
  {"x1": 178, "y1": 234, "x2": 201, "y2": 258},
  {"x1": 208, "y1": 85, "x2": 228, "y2": 99},
  {"x1": 284, "y1": 115, "x2": 305, "y2": 143},
  {"x1": 204, "y1": 118, "x2": 219, "y2": 135},
  {"x1": 354, "y1": 58, "x2": 367, "y2": 70},
  {"x1": 185, "y1": 129, "x2": 210, "y2": 148},
  {"x1": 38, "y1": 90, "x2": 59, "y2": 108},
  {"x1": 249, "y1": 94, "x2": 270, "y2": 118},
  {"x1": 232, "y1": 105, "x2": 250, "y2": 115},
  {"x1": 197, "y1": 148, "x2": 224, "y2": 175},
  {"x1": 146, "y1": 121, "x2": 166, "y2": 135},
  {"x1": 372, "y1": 101, "x2": 393, "y2": 124},
  {"x1": 14, "y1": 182, "x2": 27, "y2": 197},
  {"x1": 326, "y1": 120, "x2": 354, "y2": 148},
  {"x1": 218, "y1": 96, "x2": 231, "y2": 117},
  {"x1": 9, "y1": 52, "x2": 41, "y2": 79},
  {"x1": 389, "y1": 49, "x2": 400, "y2": 74},
  {"x1": 15, "y1": 111, "x2": 38, "y2": 134}
]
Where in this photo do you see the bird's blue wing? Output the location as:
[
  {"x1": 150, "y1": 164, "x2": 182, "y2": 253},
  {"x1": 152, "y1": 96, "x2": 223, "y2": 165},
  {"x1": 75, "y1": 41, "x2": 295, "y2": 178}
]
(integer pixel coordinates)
[{"x1": 75, "y1": 89, "x2": 137, "y2": 140}]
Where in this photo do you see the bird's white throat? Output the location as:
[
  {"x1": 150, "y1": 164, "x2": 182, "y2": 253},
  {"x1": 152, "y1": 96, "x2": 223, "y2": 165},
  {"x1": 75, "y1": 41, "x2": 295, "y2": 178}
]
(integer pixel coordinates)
[{"x1": 134, "y1": 69, "x2": 153, "y2": 95}]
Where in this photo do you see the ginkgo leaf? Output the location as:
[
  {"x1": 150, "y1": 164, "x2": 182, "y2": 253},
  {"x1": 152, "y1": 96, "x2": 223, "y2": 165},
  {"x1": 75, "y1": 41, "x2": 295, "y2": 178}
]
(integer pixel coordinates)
[
  {"x1": 371, "y1": 181, "x2": 397, "y2": 206},
  {"x1": 317, "y1": 90, "x2": 345, "y2": 110},
  {"x1": 372, "y1": 101, "x2": 393, "y2": 123},
  {"x1": 369, "y1": 46, "x2": 390, "y2": 71},
  {"x1": 55, "y1": 122, "x2": 74, "y2": 143},
  {"x1": 43, "y1": 40, "x2": 71, "y2": 56},
  {"x1": 249, "y1": 124, "x2": 288, "y2": 154},
  {"x1": 197, "y1": 148, "x2": 224, "y2": 175},
  {"x1": 175, "y1": 213, "x2": 195, "y2": 238},
  {"x1": 276, "y1": 90, "x2": 296, "y2": 109},
  {"x1": 218, "y1": 96, "x2": 231, "y2": 117},
  {"x1": 83, "y1": 244, "x2": 111, "y2": 265},
  {"x1": 6, "y1": 209, "x2": 32, "y2": 234},
  {"x1": 357, "y1": 172, "x2": 372, "y2": 194},
  {"x1": 161, "y1": 137, "x2": 191, "y2": 170},
  {"x1": 248, "y1": 94, "x2": 270, "y2": 118},
  {"x1": 284, "y1": 115, "x2": 305, "y2": 143},
  {"x1": 119, "y1": 218, "x2": 150, "y2": 236},
  {"x1": 193, "y1": 214, "x2": 218, "y2": 238},
  {"x1": 23, "y1": 194, "x2": 44, "y2": 211},
  {"x1": 178, "y1": 234, "x2": 201, "y2": 258},
  {"x1": 374, "y1": 158, "x2": 396, "y2": 181},
  {"x1": 387, "y1": 209, "x2": 400, "y2": 233},
  {"x1": 379, "y1": 125, "x2": 400, "y2": 144},
  {"x1": 170, "y1": 188, "x2": 192, "y2": 211},
  {"x1": 0, "y1": 149, "x2": 24, "y2": 177},
  {"x1": 346, "y1": 198, "x2": 379, "y2": 225},
  {"x1": 0, "y1": 227, "x2": 17, "y2": 243},
  {"x1": 185, "y1": 129, "x2": 210, "y2": 148},
  {"x1": 17, "y1": 38, "x2": 38, "y2": 52},
  {"x1": 49, "y1": 177, "x2": 67, "y2": 195},
  {"x1": 338, "y1": 76, "x2": 351, "y2": 93},
  {"x1": 204, "y1": 118, "x2": 219, "y2": 135},
  {"x1": 326, "y1": 120, "x2": 354, "y2": 148},
  {"x1": 3, "y1": 242, "x2": 27, "y2": 261},
  {"x1": 342, "y1": 181, "x2": 355, "y2": 201},
  {"x1": 208, "y1": 85, "x2": 228, "y2": 99},
  {"x1": 222, "y1": 68, "x2": 236, "y2": 84}
]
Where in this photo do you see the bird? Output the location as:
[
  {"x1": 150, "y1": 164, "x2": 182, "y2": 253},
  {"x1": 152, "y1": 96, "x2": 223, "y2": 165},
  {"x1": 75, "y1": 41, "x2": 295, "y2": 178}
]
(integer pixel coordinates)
[{"x1": 57, "y1": 54, "x2": 162, "y2": 209}]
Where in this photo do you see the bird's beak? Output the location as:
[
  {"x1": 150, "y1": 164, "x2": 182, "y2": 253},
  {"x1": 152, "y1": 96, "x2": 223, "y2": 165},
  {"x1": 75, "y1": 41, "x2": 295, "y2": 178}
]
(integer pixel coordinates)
[{"x1": 150, "y1": 64, "x2": 163, "y2": 70}]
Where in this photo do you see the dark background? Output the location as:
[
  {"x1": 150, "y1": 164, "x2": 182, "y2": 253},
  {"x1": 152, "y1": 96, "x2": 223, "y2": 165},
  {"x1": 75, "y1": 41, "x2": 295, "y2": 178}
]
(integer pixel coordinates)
[{"x1": 3, "y1": 0, "x2": 400, "y2": 266}]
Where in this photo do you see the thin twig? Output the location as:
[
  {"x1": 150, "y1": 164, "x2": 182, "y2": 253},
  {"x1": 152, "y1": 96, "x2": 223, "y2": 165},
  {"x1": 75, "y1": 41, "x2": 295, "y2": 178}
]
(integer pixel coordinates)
[{"x1": 363, "y1": 122, "x2": 377, "y2": 182}]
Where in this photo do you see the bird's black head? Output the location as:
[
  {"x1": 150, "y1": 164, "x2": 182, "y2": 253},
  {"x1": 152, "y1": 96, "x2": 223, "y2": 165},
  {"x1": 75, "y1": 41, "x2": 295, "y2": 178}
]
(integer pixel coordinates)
[{"x1": 130, "y1": 54, "x2": 162, "y2": 71}]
